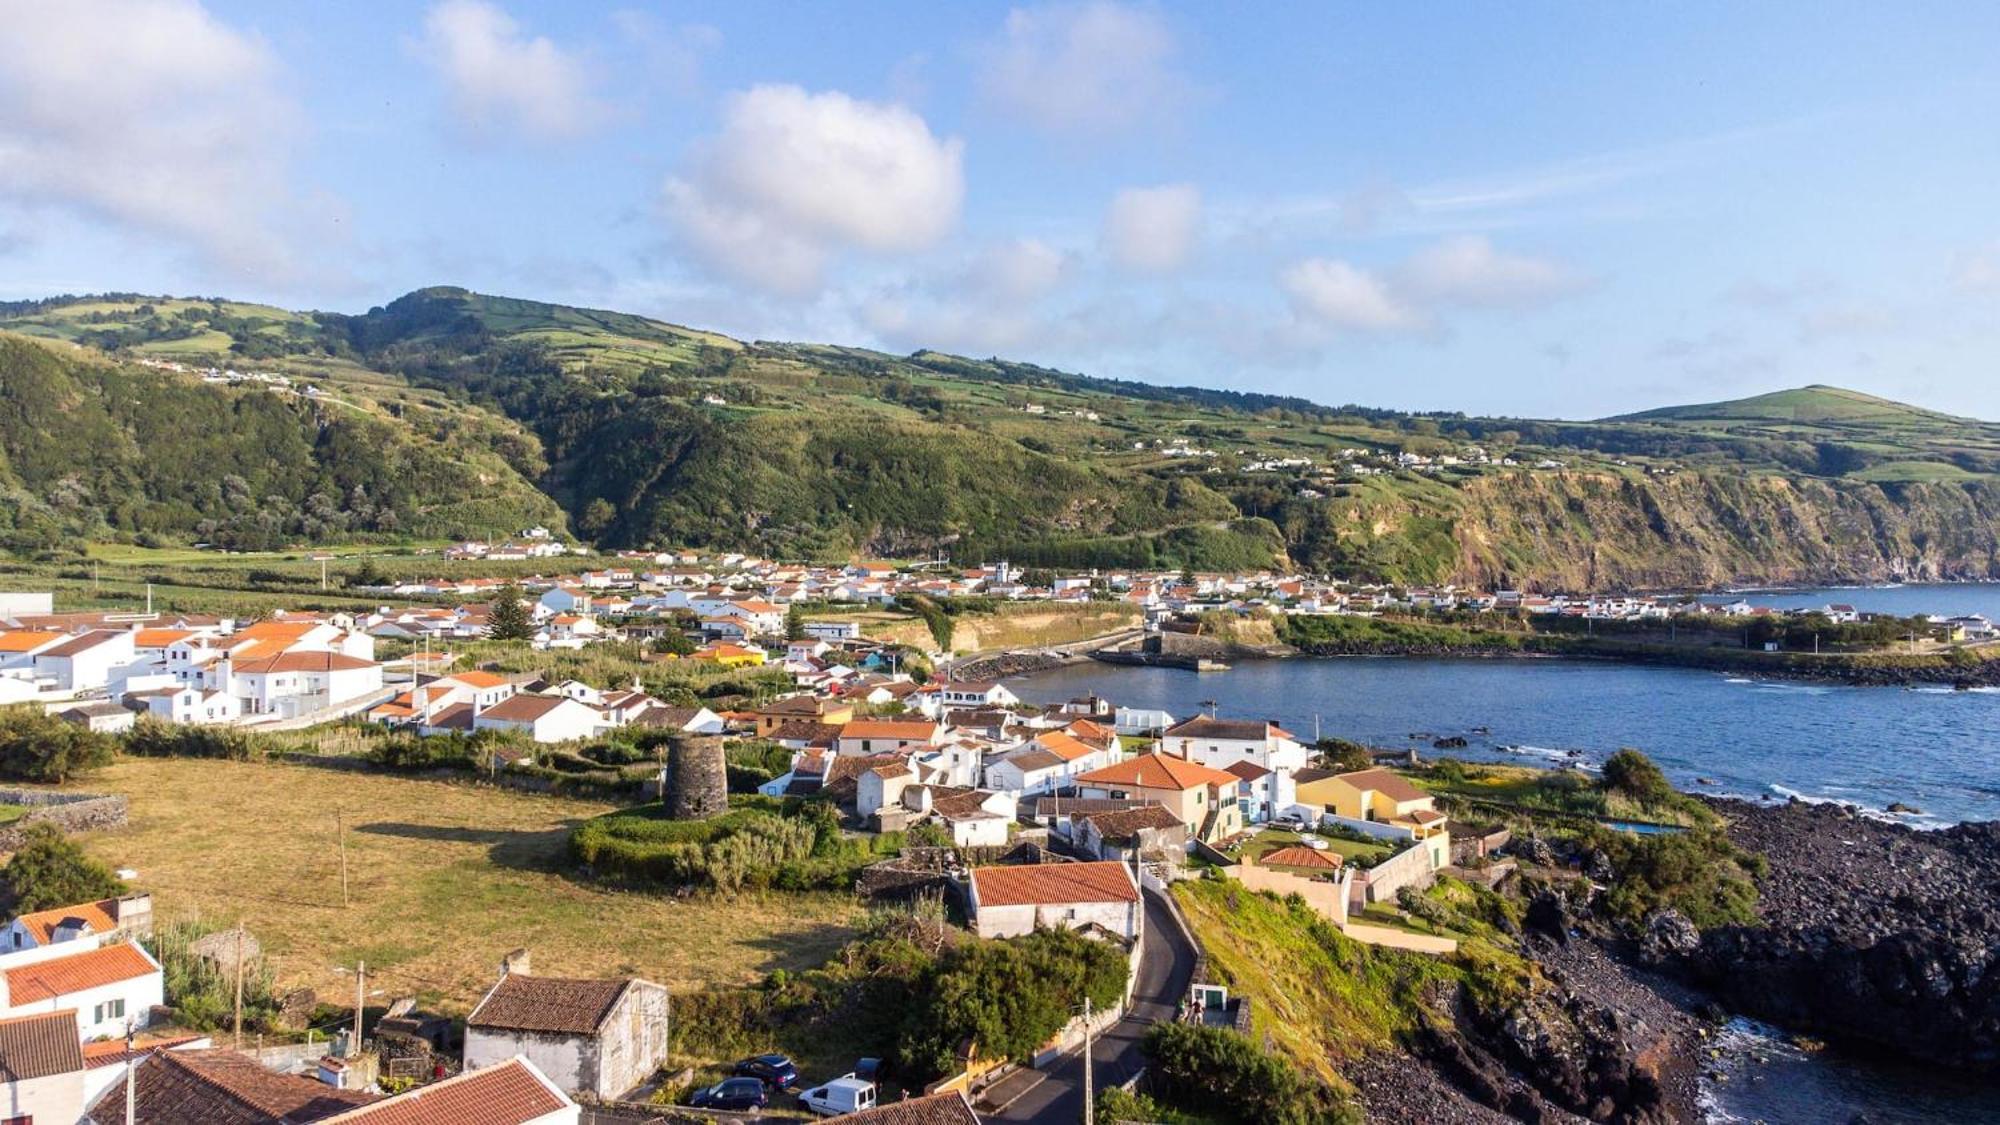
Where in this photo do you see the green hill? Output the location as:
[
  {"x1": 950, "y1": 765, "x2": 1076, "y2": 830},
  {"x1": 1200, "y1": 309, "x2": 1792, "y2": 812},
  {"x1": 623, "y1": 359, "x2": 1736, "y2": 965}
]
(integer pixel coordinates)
[{"x1": 3, "y1": 288, "x2": 1997, "y2": 588}]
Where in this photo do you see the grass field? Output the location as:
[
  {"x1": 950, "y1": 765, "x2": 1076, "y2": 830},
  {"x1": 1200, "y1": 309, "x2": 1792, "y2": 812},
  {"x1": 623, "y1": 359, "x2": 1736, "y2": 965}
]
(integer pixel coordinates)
[{"x1": 70, "y1": 758, "x2": 868, "y2": 1012}]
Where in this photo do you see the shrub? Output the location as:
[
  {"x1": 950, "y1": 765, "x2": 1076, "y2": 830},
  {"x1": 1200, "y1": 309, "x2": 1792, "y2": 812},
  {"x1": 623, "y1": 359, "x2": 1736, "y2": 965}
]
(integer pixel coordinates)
[
  {"x1": 0, "y1": 705, "x2": 115, "y2": 781},
  {"x1": 3, "y1": 823, "x2": 124, "y2": 912},
  {"x1": 1141, "y1": 1022, "x2": 1354, "y2": 1125},
  {"x1": 123, "y1": 720, "x2": 261, "y2": 761},
  {"x1": 1600, "y1": 748, "x2": 1675, "y2": 807},
  {"x1": 150, "y1": 918, "x2": 281, "y2": 1032}
]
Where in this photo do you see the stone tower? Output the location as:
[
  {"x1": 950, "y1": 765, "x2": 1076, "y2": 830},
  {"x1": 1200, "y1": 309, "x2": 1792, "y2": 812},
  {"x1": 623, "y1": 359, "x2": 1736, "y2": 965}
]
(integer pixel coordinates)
[{"x1": 665, "y1": 732, "x2": 728, "y2": 820}]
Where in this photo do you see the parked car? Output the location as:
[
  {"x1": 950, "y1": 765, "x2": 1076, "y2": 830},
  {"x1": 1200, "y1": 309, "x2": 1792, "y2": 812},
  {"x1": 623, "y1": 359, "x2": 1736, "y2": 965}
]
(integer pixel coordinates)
[
  {"x1": 801, "y1": 1074, "x2": 877, "y2": 1116},
  {"x1": 691, "y1": 1078, "x2": 769, "y2": 1111},
  {"x1": 733, "y1": 1053, "x2": 799, "y2": 1089}
]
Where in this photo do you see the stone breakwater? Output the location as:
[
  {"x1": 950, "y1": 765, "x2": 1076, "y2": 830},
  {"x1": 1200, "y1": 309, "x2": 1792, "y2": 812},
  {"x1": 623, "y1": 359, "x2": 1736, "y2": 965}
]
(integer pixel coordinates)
[
  {"x1": 0, "y1": 788, "x2": 129, "y2": 849},
  {"x1": 1676, "y1": 798, "x2": 2000, "y2": 1071}
]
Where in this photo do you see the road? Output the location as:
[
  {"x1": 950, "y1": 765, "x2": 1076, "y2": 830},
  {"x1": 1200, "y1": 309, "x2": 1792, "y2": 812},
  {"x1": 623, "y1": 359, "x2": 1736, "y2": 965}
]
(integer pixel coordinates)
[{"x1": 988, "y1": 887, "x2": 1199, "y2": 1124}]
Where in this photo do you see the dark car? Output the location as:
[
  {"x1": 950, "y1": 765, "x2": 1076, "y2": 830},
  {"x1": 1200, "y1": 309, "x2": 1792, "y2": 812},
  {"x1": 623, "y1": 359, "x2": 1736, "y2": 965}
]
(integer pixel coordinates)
[
  {"x1": 691, "y1": 1077, "x2": 769, "y2": 1111},
  {"x1": 733, "y1": 1053, "x2": 799, "y2": 1089}
]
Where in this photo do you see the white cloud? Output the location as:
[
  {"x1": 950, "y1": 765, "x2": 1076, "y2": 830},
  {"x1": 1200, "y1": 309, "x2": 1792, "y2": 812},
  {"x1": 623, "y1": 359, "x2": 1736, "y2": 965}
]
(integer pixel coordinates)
[
  {"x1": 1396, "y1": 235, "x2": 1585, "y2": 307},
  {"x1": 607, "y1": 11, "x2": 721, "y2": 99},
  {"x1": 417, "y1": 0, "x2": 604, "y2": 140},
  {"x1": 663, "y1": 85, "x2": 965, "y2": 294},
  {"x1": 1952, "y1": 241, "x2": 2000, "y2": 293},
  {"x1": 860, "y1": 238, "x2": 1069, "y2": 353},
  {"x1": 975, "y1": 238, "x2": 1068, "y2": 302},
  {"x1": 1102, "y1": 183, "x2": 1201, "y2": 272},
  {"x1": 979, "y1": 2, "x2": 1187, "y2": 134},
  {"x1": 0, "y1": 0, "x2": 317, "y2": 279},
  {"x1": 1278, "y1": 259, "x2": 1422, "y2": 333}
]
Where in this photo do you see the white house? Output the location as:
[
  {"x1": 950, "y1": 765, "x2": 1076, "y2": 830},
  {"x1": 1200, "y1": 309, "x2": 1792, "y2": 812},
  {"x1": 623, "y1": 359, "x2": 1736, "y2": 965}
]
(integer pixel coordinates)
[
  {"x1": 130, "y1": 685, "x2": 242, "y2": 726},
  {"x1": 473, "y1": 694, "x2": 604, "y2": 743},
  {"x1": 937, "y1": 681, "x2": 1021, "y2": 710},
  {"x1": 464, "y1": 954, "x2": 670, "y2": 1101},
  {"x1": 802, "y1": 620, "x2": 863, "y2": 641},
  {"x1": 1113, "y1": 706, "x2": 1176, "y2": 736},
  {"x1": 0, "y1": 1009, "x2": 90, "y2": 1123},
  {"x1": 1, "y1": 894, "x2": 152, "y2": 954},
  {"x1": 33, "y1": 630, "x2": 136, "y2": 694},
  {"x1": 228, "y1": 650, "x2": 384, "y2": 719},
  {"x1": 835, "y1": 720, "x2": 943, "y2": 757},
  {"x1": 0, "y1": 935, "x2": 164, "y2": 1040},
  {"x1": 966, "y1": 861, "x2": 1143, "y2": 941},
  {"x1": 1160, "y1": 715, "x2": 1310, "y2": 774}
]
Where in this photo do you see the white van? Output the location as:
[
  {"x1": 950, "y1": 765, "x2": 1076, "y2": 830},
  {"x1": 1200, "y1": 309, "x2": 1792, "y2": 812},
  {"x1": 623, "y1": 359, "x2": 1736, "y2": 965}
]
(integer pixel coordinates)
[{"x1": 800, "y1": 1074, "x2": 877, "y2": 1116}]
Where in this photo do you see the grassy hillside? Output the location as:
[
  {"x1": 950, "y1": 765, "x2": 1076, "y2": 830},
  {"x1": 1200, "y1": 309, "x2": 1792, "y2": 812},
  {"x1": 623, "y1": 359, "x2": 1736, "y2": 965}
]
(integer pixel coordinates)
[
  {"x1": 4, "y1": 289, "x2": 1999, "y2": 586},
  {"x1": 0, "y1": 331, "x2": 565, "y2": 552}
]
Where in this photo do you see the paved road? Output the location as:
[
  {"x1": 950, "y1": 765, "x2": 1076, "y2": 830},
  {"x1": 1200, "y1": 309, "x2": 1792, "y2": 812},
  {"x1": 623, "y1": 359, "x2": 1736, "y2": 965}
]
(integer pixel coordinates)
[{"x1": 989, "y1": 887, "x2": 1198, "y2": 1124}]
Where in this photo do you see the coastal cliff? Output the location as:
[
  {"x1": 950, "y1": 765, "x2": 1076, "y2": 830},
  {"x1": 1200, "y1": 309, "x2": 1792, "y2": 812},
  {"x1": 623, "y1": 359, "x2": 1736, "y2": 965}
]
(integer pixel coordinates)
[{"x1": 1298, "y1": 469, "x2": 2000, "y2": 591}]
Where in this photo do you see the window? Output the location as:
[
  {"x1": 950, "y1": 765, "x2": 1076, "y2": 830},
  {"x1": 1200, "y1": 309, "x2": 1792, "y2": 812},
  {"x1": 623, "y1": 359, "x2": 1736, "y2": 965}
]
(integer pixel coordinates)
[{"x1": 93, "y1": 998, "x2": 125, "y2": 1024}]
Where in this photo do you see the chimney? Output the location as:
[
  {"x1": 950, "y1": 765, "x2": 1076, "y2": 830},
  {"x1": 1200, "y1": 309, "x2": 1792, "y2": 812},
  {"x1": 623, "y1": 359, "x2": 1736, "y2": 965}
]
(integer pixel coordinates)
[{"x1": 500, "y1": 948, "x2": 531, "y2": 977}]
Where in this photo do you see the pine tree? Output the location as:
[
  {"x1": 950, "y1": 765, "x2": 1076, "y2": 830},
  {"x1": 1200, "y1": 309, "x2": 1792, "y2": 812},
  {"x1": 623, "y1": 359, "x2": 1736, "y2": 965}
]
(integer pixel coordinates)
[
  {"x1": 488, "y1": 583, "x2": 534, "y2": 641},
  {"x1": 785, "y1": 604, "x2": 807, "y2": 641}
]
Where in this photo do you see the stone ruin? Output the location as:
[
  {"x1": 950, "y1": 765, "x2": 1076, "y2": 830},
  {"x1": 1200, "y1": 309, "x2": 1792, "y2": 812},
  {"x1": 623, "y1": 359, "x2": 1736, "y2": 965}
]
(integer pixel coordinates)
[{"x1": 664, "y1": 733, "x2": 728, "y2": 820}]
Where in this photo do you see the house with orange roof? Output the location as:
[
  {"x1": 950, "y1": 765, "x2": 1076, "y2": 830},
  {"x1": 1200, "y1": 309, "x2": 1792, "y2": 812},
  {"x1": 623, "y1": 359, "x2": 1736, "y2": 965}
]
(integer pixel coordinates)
[
  {"x1": 835, "y1": 719, "x2": 943, "y2": 757},
  {"x1": 0, "y1": 934, "x2": 164, "y2": 1040},
  {"x1": 2, "y1": 894, "x2": 152, "y2": 953},
  {"x1": 685, "y1": 641, "x2": 766, "y2": 667},
  {"x1": 1074, "y1": 753, "x2": 1245, "y2": 843},
  {"x1": 966, "y1": 860, "x2": 1141, "y2": 940}
]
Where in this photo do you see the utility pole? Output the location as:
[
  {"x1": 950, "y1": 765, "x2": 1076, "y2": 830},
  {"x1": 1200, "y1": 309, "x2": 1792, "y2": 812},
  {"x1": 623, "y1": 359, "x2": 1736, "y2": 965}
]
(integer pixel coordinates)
[
  {"x1": 1081, "y1": 995, "x2": 1094, "y2": 1125},
  {"x1": 352, "y1": 961, "x2": 365, "y2": 1057},
  {"x1": 124, "y1": 1022, "x2": 135, "y2": 1121},
  {"x1": 337, "y1": 809, "x2": 350, "y2": 908},
  {"x1": 232, "y1": 921, "x2": 246, "y2": 1048},
  {"x1": 321, "y1": 557, "x2": 329, "y2": 591}
]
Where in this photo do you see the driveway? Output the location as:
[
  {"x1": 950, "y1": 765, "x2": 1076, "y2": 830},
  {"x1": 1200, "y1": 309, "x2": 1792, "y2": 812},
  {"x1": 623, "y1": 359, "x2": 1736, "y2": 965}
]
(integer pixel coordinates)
[{"x1": 988, "y1": 887, "x2": 1199, "y2": 1123}]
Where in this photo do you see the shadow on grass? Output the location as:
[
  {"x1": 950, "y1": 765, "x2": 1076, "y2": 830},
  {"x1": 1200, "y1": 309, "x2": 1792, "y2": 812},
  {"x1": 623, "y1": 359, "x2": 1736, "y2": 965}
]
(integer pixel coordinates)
[{"x1": 355, "y1": 819, "x2": 585, "y2": 873}]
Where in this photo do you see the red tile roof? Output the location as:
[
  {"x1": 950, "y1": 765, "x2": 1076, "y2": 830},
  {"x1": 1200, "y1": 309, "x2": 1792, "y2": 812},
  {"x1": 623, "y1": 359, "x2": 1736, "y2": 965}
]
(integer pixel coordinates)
[
  {"x1": 90, "y1": 1047, "x2": 378, "y2": 1124},
  {"x1": 11, "y1": 896, "x2": 121, "y2": 944},
  {"x1": 468, "y1": 974, "x2": 632, "y2": 1035},
  {"x1": 1260, "y1": 845, "x2": 1342, "y2": 869},
  {"x1": 971, "y1": 861, "x2": 1138, "y2": 907},
  {"x1": 1075, "y1": 753, "x2": 1240, "y2": 793},
  {"x1": 323, "y1": 1057, "x2": 571, "y2": 1124},
  {"x1": 5, "y1": 940, "x2": 157, "y2": 1003},
  {"x1": 0, "y1": 1009, "x2": 84, "y2": 1080},
  {"x1": 824, "y1": 1089, "x2": 981, "y2": 1125}
]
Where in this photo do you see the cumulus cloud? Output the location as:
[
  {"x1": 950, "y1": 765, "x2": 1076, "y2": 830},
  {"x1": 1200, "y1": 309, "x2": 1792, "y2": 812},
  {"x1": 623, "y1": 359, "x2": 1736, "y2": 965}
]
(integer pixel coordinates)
[
  {"x1": 979, "y1": 2, "x2": 1188, "y2": 134},
  {"x1": 0, "y1": 0, "x2": 319, "y2": 278},
  {"x1": 417, "y1": 0, "x2": 604, "y2": 140},
  {"x1": 1102, "y1": 183, "x2": 1201, "y2": 272},
  {"x1": 1279, "y1": 236, "x2": 1585, "y2": 335},
  {"x1": 663, "y1": 85, "x2": 965, "y2": 294},
  {"x1": 861, "y1": 237, "x2": 1070, "y2": 353},
  {"x1": 1278, "y1": 259, "x2": 1422, "y2": 332},
  {"x1": 1395, "y1": 235, "x2": 1586, "y2": 307}
]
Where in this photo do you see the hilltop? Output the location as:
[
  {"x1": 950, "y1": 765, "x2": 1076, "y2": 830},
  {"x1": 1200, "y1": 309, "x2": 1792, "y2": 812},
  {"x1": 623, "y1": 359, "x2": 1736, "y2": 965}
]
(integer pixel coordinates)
[{"x1": 3, "y1": 288, "x2": 1997, "y2": 589}]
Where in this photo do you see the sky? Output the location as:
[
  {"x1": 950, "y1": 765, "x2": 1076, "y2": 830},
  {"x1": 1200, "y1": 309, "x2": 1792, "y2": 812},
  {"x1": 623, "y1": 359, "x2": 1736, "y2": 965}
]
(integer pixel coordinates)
[{"x1": 3, "y1": 2, "x2": 2000, "y2": 420}]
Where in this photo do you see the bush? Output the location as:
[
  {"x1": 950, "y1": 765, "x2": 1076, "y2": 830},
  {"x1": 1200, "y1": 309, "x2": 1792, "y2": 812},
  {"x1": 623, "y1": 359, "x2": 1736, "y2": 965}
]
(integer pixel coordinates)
[
  {"x1": 3, "y1": 823, "x2": 125, "y2": 912},
  {"x1": 123, "y1": 720, "x2": 261, "y2": 761},
  {"x1": 1141, "y1": 1022, "x2": 1354, "y2": 1125},
  {"x1": 151, "y1": 918, "x2": 282, "y2": 1032},
  {"x1": 898, "y1": 927, "x2": 1129, "y2": 1080},
  {"x1": 364, "y1": 732, "x2": 483, "y2": 773},
  {"x1": 1588, "y1": 826, "x2": 1760, "y2": 929},
  {"x1": 570, "y1": 799, "x2": 899, "y2": 892},
  {"x1": 0, "y1": 705, "x2": 115, "y2": 781},
  {"x1": 1600, "y1": 748, "x2": 1675, "y2": 807}
]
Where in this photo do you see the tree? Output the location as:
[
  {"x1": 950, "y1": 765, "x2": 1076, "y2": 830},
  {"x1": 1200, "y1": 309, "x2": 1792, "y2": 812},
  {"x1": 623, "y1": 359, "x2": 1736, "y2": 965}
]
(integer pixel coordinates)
[
  {"x1": 0, "y1": 705, "x2": 114, "y2": 782},
  {"x1": 1313, "y1": 737, "x2": 1374, "y2": 772},
  {"x1": 785, "y1": 604, "x2": 807, "y2": 642},
  {"x1": 488, "y1": 583, "x2": 534, "y2": 641},
  {"x1": 3, "y1": 823, "x2": 124, "y2": 912},
  {"x1": 1601, "y1": 748, "x2": 1675, "y2": 807},
  {"x1": 655, "y1": 628, "x2": 697, "y2": 657}
]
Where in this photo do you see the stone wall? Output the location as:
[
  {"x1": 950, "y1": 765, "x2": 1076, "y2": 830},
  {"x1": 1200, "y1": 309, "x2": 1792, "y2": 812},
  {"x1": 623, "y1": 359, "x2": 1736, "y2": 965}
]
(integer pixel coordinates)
[
  {"x1": 0, "y1": 788, "x2": 127, "y2": 850},
  {"x1": 1356, "y1": 837, "x2": 1438, "y2": 904}
]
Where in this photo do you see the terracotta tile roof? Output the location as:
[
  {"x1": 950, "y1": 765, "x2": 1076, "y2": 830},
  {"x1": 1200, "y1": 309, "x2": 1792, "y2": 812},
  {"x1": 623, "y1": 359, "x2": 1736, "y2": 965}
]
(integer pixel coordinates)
[
  {"x1": 476, "y1": 694, "x2": 569, "y2": 723},
  {"x1": 1029, "y1": 797, "x2": 1144, "y2": 817},
  {"x1": 468, "y1": 974, "x2": 631, "y2": 1035},
  {"x1": 1003, "y1": 747, "x2": 1065, "y2": 773},
  {"x1": 133, "y1": 628, "x2": 195, "y2": 648},
  {"x1": 439, "y1": 670, "x2": 509, "y2": 689},
  {"x1": 5, "y1": 940, "x2": 157, "y2": 1003},
  {"x1": 1222, "y1": 760, "x2": 1272, "y2": 781},
  {"x1": 1163, "y1": 715, "x2": 1278, "y2": 741},
  {"x1": 234, "y1": 651, "x2": 377, "y2": 674},
  {"x1": 1336, "y1": 768, "x2": 1429, "y2": 804},
  {"x1": 80, "y1": 1032, "x2": 205, "y2": 1068},
  {"x1": 841, "y1": 720, "x2": 939, "y2": 740},
  {"x1": 1260, "y1": 845, "x2": 1342, "y2": 869},
  {"x1": 824, "y1": 1089, "x2": 981, "y2": 1124},
  {"x1": 0, "y1": 631, "x2": 61, "y2": 654},
  {"x1": 39, "y1": 629, "x2": 129, "y2": 658},
  {"x1": 1075, "y1": 753, "x2": 1240, "y2": 793},
  {"x1": 90, "y1": 1047, "x2": 379, "y2": 1124},
  {"x1": 0, "y1": 1009, "x2": 84, "y2": 1080},
  {"x1": 1074, "y1": 804, "x2": 1185, "y2": 841},
  {"x1": 11, "y1": 896, "x2": 122, "y2": 943},
  {"x1": 1033, "y1": 732, "x2": 1097, "y2": 763},
  {"x1": 322, "y1": 1057, "x2": 571, "y2": 1124},
  {"x1": 971, "y1": 860, "x2": 1138, "y2": 907}
]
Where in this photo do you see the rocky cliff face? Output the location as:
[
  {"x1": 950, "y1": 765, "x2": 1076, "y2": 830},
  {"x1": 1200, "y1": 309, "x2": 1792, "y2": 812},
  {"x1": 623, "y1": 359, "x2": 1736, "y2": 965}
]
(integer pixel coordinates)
[
  {"x1": 1303, "y1": 470, "x2": 2000, "y2": 590},
  {"x1": 1673, "y1": 800, "x2": 2000, "y2": 1072}
]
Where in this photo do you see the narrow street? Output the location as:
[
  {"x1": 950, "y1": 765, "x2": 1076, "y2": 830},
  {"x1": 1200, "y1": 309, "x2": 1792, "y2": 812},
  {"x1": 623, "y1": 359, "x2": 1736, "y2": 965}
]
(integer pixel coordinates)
[{"x1": 987, "y1": 887, "x2": 1198, "y2": 1124}]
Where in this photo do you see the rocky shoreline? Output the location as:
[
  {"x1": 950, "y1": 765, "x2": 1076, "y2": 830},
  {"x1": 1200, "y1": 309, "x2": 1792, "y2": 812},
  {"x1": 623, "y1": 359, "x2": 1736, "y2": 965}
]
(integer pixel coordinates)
[{"x1": 1278, "y1": 637, "x2": 2000, "y2": 687}]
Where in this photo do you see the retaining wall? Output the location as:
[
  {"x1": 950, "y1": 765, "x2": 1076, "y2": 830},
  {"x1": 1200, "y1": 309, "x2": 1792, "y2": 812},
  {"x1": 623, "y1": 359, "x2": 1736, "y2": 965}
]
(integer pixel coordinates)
[{"x1": 0, "y1": 788, "x2": 128, "y2": 849}]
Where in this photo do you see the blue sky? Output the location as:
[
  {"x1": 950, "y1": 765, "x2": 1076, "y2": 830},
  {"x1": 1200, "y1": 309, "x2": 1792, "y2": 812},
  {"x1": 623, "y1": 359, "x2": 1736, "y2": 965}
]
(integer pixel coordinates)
[{"x1": 4, "y1": 2, "x2": 2000, "y2": 419}]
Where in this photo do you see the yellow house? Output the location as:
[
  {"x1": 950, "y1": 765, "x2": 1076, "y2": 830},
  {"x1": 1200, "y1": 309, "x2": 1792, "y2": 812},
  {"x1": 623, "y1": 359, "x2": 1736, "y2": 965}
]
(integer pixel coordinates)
[
  {"x1": 689, "y1": 642, "x2": 767, "y2": 667},
  {"x1": 1296, "y1": 767, "x2": 1449, "y2": 839},
  {"x1": 1073, "y1": 753, "x2": 1245, "y2": 844},
  {"x1": 753, "y1": 695, "x2": 854, "y2": 737}
]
